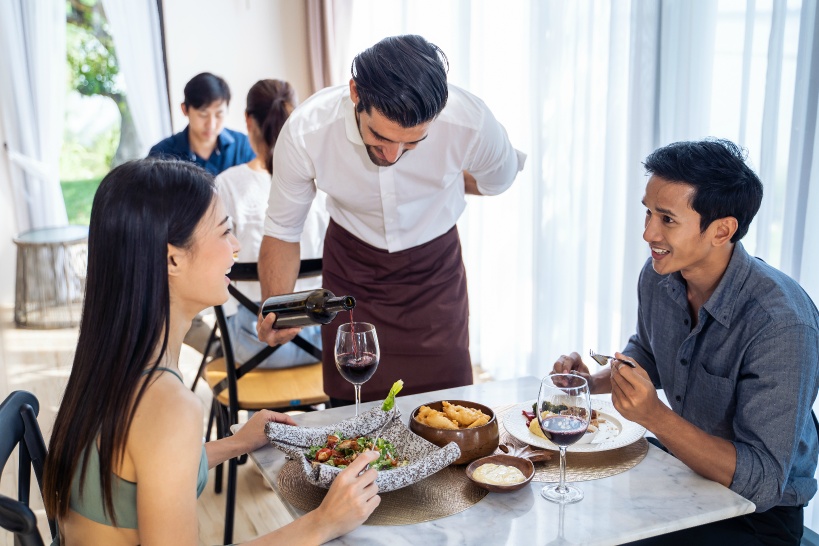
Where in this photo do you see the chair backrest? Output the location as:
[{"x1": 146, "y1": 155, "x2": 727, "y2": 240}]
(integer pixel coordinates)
[
  {"x1": 209, "y1": 259, "x2": 323, "y2": 396},
  {"x1": 0, "y1": 390, "x2": 56, "y2": 546},
  {"x1": 211, "y1": 259, "x2": 325, "y2": 415}
]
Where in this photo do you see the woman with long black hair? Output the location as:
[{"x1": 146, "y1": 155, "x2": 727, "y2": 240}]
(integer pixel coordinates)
[{"x1": 43, "y1": 158, "x2": 379, "y2": 545}]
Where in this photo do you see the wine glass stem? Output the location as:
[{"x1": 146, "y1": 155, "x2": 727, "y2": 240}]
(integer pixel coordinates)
[
  {"x1": 557, "y1": 446, "x2": 568, "y2": 494},
  {"x1": 354, "y1": 384, "x2": 361, "y2": 416}
]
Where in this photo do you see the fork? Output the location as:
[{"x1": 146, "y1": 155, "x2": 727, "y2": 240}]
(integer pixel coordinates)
[{"x1": 589, "y1": 350, "x2": 636, "y2": 368}]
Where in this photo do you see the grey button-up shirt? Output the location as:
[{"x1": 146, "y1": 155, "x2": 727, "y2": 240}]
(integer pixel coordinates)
[{"x1": 624, "y1": 242, "x2": 819, "y2": 512}]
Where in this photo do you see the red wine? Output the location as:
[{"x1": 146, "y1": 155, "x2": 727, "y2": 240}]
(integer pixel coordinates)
[
  {"x1": 336, "y1": 352, "x2": 378, "y2": 384},
  {"x1": 349, "y1": 309, "x2": 357, "y2": 353},
  {"x1": 539, "y1": 415, "x2": 588, "y2": 446}
]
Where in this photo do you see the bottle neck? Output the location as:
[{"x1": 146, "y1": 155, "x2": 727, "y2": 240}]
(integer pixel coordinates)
[{"x1": 325, "y1": 296, "x2": 356, "y2": 313}]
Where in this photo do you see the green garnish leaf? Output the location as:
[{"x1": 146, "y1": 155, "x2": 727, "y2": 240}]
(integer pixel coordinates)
[{"x1": 381, "y1": 379, "x2": 404, "y2": 411}]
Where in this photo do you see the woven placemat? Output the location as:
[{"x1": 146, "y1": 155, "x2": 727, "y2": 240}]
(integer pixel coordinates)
[
  {"x1": 495, "y1": 405, "x2": 649, "y2": 482},
  {"x1": 278, "y1": 460, "x2": 488, "y2": 526}
]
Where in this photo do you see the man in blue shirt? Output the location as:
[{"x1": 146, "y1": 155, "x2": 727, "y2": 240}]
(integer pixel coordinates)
[
  {"x1": 149, "y1": 72, "x2": 254, "y2": 175},
  {"x1": 554, "y1": 138, "x2": 819, "y2": 545}
]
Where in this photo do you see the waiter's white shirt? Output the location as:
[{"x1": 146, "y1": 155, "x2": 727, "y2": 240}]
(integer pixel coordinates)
[{"x1": 265, "y1": 84, "x2": 525, "y2": 253}]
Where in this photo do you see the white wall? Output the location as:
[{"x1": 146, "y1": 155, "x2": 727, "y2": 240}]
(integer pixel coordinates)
[{"x1": 161, "y1": 0, "x2": 311, "y2": 136}]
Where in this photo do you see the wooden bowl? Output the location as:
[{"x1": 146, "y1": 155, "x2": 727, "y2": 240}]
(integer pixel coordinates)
[
  {"x1": 409, "y1": 400, "x2": 499, "y2": 465},
  {"x1": 465, "y1": 454, "x2": 535, "y2": 493}
]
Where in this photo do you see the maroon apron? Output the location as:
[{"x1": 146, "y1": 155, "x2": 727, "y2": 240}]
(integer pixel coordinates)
[{"x1": 321, "y1": 220, "x2": 472, "y2": 401}]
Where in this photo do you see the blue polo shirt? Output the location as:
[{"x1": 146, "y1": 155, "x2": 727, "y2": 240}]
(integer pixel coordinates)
[{"x1": 148, "y1": 126, "x2": 255, "y2": 176}]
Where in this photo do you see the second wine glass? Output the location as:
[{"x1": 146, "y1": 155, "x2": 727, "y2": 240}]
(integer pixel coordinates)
[
  {"x1": 334, "y1": 322, "x2": 380, "y2": 416},
  {"x1": 536, "y1": 373, "x2": 591, "y2": 504}
]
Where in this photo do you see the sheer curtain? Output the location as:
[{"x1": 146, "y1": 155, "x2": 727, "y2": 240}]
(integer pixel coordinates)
[
  {"x1": 338, "y1": 0, "x2": 819, "y2": 525},
  {"x1": 0, "y1": 0, "x2": 67, "y2": 232},
  {"x1": 341, "y1": 0, "x2": 655, "y2": 378},
  {"x1": 100, "y1": 0, "x2": 172, "y2": 157},
  {"x1": 339, "y1": 0, "x2": 819, "y2": 377}
]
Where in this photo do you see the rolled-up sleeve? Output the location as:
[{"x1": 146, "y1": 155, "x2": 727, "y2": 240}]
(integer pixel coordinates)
[
  {"x1": 466, "y1": 104, "x2": 525, "y2": 196},
  {"x1": 264, "y1": 121, "x2": 318, "y2": 243},
  {"x1": 730, "y1": 323, "x2": 819, "y2": 511}
]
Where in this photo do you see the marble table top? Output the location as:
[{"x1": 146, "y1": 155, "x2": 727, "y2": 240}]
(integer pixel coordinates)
[{"x1": 245, "y1": 377, "x2": 755, "y2": 545}]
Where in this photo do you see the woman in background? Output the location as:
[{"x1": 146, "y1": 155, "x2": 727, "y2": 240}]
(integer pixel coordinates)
[
  {"x1": 215, "y1": 79, "x2": 328, "y2": 368},
  {"x1": 43, "y1": 159, "x2": 378, "y2": 545}
]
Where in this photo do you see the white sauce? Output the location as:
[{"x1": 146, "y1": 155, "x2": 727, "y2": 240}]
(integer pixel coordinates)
[{"x1": 472, "y1": 463, "x2": 527, "y2": 485}]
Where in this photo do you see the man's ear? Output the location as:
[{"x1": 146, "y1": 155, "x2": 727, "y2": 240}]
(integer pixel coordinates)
[
  {"x1": 349, "y1": 79, "x2": 359, "y2": 105},
  {"x1": 181, "y1": 103, "x2": 189, "y2": 117},
  {"x1": 167, "y1": 244, "x2": 186, "y2": 277},
  {"x1": 711, "y1": 217, "x2": 738, "y2": 247}
]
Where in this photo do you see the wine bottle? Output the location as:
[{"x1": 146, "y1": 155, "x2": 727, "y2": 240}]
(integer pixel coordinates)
[{"x1": 261, "y1": 289, "x2": 356, "y2": 328}]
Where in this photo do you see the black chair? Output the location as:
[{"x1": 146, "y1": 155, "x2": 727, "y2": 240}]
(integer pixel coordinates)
[
  {"x1": 202, "y1": 259, "x2": 327, "y2": 545},
  {"x1": 0, "y1": 390, "x2": 56, "y2": 546}
]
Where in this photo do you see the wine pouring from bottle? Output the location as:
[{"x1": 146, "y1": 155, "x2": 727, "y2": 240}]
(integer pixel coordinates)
[{"x1": 261, "y1": 289, "x2": 356, "y2": 328}]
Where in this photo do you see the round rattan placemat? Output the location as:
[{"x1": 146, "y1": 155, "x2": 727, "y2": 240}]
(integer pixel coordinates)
[
  {"x1": 499, "y1": 431, "x2": 649, "y2": 482},
  {"x1": 495, "y1": 405, "x2": 649, "y2": 482},
  {"x1": 277, "y1": 460, "x2": 489, "y2": 526}
]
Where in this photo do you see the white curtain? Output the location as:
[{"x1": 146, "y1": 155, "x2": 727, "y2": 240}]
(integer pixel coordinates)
[
  {"x1": 0, "y1": 0, "x2": 67, "y2": 232},
  {"x1": 341, "y1": 0, "x2": 656, "y2": 378},
  {"x1": 340, "y1": 0, "x2": 819, "y2": 376},
  {"x1": 783, "y1": 0, "x2": 819, "y2": 300},
  {"x1": 100, "y1": 0, "x2": 172, "y2": 157},
  {"x1": 340, "y1": 0, "x2": 819, "y2": 526}
]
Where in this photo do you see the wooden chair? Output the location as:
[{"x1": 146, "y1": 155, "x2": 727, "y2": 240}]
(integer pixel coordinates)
[
  {"x1": 202, "y1": 259, "x2": 328, "y2": 545},
  {"x1": 0, "y1": 390, "x2": 56, "y2": 546}
]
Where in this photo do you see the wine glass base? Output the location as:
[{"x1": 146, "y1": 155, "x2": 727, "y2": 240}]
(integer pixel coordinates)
[{"x1": 541, "y1": 484, "x2": 584, "y2": 504}]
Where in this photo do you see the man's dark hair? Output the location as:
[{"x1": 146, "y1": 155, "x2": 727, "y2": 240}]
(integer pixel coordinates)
[
  {"x1": 643, "y1": 138, "x2": 763, "y2": 243},
  {"x1": 183, "y1": 72, "x2": 231, "y2": 109},
  {"x1": 351, "y1": 34, "x2": 449, "y2": 127}
]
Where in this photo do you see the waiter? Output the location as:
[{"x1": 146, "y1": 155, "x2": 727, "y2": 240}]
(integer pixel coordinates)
[{"x1": 256, "y1": 34, "x2": 525, "y2": 405}]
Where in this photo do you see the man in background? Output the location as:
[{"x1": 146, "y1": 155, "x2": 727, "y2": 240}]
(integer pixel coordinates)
[
  {"x1": 150, "y1": 72, "x2": 255, "y2": 352},
  {"x1": 149, "y1": 72, "x2": 254, "y2": 176},
  {"x1": 256, "y1": 35, "x2": 525, "y2": 405}
]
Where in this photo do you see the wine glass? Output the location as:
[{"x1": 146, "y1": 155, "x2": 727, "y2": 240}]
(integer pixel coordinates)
[
  {"x1": 537, "y1": 374, "x2": 591, "y2": 504},
  {"x1": 334, "y1": 322, "x2": 380, "y2": 416}
]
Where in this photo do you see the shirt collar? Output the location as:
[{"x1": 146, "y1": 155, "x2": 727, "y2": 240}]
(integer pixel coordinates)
[
  {"x1": 179, "y1": 126, "x2": 233, "y2": 158},
  {"x1": 217, "y1": 129, "x2": 235, "y2": 149},
  {"x1": 659, "y1": 242, "x2": 752, "y2": 329},
  {"x1": 343, "y1": 94, "x2": 365, "y2": 147},
  {"x1": 701, "y1": 242, "x2": 752, "y2": 328}
]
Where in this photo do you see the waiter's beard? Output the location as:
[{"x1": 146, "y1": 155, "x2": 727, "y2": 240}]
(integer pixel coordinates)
[{"x1": 364, "y1": 144, "x2": 408, "y2": 167}]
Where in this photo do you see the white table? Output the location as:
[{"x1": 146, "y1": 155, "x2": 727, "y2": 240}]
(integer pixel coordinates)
[{"x1": 245, "y1": 377, "x2": 755, "y2": 545}]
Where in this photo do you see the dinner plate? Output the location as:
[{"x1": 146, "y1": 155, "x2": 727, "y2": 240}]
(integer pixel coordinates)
[{"x1": 503, "y1": 399, "x2": 646, "y2": 453}]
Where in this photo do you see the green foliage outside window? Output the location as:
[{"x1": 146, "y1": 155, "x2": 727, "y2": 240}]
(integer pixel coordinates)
[{"x1": 62, "y1": 0, "x2": 136, "y2": 225}]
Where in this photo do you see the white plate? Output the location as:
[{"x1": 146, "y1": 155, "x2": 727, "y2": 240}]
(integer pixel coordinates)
[{"x1": 503, "y1": 399, "x2": 646, "y2": 453}]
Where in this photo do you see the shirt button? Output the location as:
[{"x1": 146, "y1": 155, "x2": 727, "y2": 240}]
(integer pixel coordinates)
[
  {"x1": 684, "y1": 319, "x2": 689, "y2": 325},
  {"x1": 675, "y1": 395, "x2": 681, "y2": 402},
  {"x1": 680, "y1": 358, "x2": 688, "y2": 366}
]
